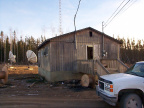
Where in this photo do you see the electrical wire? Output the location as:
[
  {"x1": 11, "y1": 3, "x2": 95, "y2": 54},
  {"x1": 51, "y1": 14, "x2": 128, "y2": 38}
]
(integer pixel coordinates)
[
  {"x1": 121, "y1": 0, "x2": 138, "y2": 13},
  {"x1": 104, "y1": 0, "x2": 126, "y2": 27},
  {"x1": 104, "y1": 0, "x2": 131, "y2": 28}
]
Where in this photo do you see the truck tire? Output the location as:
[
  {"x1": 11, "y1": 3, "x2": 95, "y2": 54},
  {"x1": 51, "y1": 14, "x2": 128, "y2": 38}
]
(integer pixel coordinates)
[{"x1": 120, "y1": 93, "x2": 142, "y2": 108}]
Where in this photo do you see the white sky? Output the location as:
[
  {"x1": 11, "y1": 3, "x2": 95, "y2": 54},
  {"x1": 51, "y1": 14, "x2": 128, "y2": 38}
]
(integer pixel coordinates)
[
  {"x1": 0, "y1": 0, "x2": 144, "y2": 41},
  {"x1": 104, "y1": 0, "x2": 144, "y2": 41}
]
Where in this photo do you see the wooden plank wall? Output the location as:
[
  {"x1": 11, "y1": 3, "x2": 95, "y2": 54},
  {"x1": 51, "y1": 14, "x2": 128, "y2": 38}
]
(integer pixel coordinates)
[
  {"x1": 38, "y1": 44, "x2": 50, "y2": 72},
  {"x1": 77, "y1": 60, "x2": 94, "y2": 74},
  {"x1": 101, "y1": 59, "x2": 118, "y2": 68},
  {"x1": 104, "y1": 38, "x2": 120, "y2": 59},
  {"x1": 76, "y1": 29, "x2": 120, "y2": 60},
  {"x1": 38, "y1": 28, "x2": 121, "y2": 73},
  {"x1": 76, "y1": 30, "x2": 101, "y2": 60},
  {"x1": 50, "y1": 34, "x2": 77, "y2": 72}
]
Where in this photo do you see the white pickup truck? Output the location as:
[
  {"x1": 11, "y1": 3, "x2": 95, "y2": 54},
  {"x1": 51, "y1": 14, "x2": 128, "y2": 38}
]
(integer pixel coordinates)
[{"x1": 96, "y1": 61, "x2": 144, "y2": 108}]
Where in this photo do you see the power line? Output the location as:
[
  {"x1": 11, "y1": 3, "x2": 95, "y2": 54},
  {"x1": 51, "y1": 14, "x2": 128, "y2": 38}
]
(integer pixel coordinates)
[
  {"x1": 121, "y1": 0, "x2": 138, "y2": 13},
  {"x1": 104, "y1": 0, "x2": 126, "y2": 27},
  {"x1": 104, "y1": 0, "x2": 131, "y2": 28}
]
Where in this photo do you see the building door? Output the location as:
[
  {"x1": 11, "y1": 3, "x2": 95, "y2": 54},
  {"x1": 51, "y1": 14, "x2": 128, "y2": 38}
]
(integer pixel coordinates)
[
  {"x1": 87, "y1": 46, "x2": 93, "y2": 60},
  {"x1": 94, "y1": 44, "x2": 100, "y2": 60}
]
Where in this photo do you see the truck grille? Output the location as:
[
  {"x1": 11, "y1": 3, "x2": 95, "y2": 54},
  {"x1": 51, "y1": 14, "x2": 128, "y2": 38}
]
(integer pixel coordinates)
[{"x1": 99, "y1": 81, "x2": 104, "y2": 90}]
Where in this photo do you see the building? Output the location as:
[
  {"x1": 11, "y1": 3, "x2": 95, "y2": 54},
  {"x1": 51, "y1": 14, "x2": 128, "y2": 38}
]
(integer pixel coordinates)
[{"x1": 38, "y1": 27, "x2": 127, "y2": 82}]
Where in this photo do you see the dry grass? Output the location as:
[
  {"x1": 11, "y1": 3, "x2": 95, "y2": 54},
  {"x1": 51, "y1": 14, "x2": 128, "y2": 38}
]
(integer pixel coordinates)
[
  {"x1": 8, "y1": 65, "x2": 38, "y2": 74},
  {"x1": 0, "y1": 64, "x2": 38, "y2": 74}
]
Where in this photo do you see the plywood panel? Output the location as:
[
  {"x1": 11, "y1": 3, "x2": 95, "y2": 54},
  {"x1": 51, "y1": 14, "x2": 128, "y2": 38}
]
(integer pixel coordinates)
[{"x1": 94, "y1": 44, "x2": 100, "y2": 60}]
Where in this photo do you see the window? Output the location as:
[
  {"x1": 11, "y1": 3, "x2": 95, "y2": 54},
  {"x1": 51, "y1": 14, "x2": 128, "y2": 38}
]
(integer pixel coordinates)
[
  {"x1": 43, "y1": 46, "x2": 48, "y2": 56},
  {"x1": 41, "y1": 49, "x2": 43, "y2": 57},
  {"x1": 89, "y1": 31, "x2": 93, "y2": 37},
  {"x1": 38, "y1": 51, "x2": 40, "y2": 58}
]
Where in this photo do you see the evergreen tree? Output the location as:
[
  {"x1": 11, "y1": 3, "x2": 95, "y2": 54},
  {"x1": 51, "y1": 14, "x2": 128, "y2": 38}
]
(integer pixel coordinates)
[{"x1": 6, "y1": 37, "x2": 10, "y2": 62}]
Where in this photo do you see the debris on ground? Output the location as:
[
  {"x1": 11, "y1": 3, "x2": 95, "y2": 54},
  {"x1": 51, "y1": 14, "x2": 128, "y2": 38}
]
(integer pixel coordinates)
[
  {"x1": 27, "y1": 82, "x2": 36, "y2": 88},
  {"x1": 0, "y1": 84, "x2": 7, "y2": 88},
  {"x1": 0, "y1": 73, "x2": 96, "y2": 92}
]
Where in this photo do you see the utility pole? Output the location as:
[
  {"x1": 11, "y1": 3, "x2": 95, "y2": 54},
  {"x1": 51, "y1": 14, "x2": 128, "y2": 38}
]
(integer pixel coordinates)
[
  {"x1": 102, "y1": 22, "x2": 105, "y2": 58},
  {"x1": 102, "y1": 22, "x2": 104, "y2": 33},
  {"x1": 59, "y1": 0, "x2": 62, "y2": 35}
]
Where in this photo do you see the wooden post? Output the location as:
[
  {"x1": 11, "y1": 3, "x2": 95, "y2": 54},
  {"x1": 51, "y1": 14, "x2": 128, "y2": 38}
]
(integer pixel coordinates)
[{"x1": 102, "y1": 22, "x2": 105, "y2": 58}]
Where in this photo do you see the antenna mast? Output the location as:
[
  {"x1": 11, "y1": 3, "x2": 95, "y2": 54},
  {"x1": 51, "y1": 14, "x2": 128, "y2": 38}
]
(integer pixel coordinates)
[{"x1": 59, "y1": 0, "x2": 62, "y2": 35}]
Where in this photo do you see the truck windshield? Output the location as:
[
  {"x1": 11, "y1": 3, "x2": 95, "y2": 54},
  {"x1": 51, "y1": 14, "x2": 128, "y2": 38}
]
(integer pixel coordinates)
[{"x1": 125, "y1": 63, "x2": 144, "y2": 77}]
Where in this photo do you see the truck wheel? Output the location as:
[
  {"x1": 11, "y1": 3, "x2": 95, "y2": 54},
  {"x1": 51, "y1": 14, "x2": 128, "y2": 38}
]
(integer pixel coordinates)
[{"x1": 120, "y1": 93, "x2": 142, "y2": 108}]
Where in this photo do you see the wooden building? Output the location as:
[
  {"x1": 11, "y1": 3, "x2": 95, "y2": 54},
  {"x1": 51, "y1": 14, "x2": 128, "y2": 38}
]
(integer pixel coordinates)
[{"x1": 38, "y1": 27, "x2": 128, "y2": 82}]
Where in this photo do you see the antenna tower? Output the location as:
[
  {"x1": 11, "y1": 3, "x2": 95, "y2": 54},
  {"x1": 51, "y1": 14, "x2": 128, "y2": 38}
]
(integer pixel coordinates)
[{"x1": 59, "y1": 0, "x2": 62, "y2": 35}]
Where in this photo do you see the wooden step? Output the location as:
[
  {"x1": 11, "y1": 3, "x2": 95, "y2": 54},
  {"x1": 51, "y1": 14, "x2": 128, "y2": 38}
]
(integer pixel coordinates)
[{"x1": 102, "y1": 63, "x2": 108, "y2": 68}]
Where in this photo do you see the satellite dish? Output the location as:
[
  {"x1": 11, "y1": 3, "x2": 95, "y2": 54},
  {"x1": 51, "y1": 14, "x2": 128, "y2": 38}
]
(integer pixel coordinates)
[
  {"x1": 9, "y1": 51, "x2": 16, "y2": 63},
  {"x1": 26, "y1": 50, "x2": 37, "y2": 63}
]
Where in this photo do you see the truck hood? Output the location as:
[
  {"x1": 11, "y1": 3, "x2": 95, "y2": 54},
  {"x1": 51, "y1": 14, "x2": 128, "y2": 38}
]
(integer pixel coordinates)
[
  {"x1": 100, "y1": 73, "x2": 139, "y2": 82},
  {"x1": 100, "y1": 73, "x2": 144, "y2": 93}
]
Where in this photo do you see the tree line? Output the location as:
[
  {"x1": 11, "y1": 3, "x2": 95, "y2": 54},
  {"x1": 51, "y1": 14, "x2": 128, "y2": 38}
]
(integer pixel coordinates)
[
  {"x1": 0, "y1": 31, "x2": 46, "y2": 64},
  {"x1": 118, "y1": 37, "x2": 144, "y2": 64},
  {"x1": 0, "y1": 30, "x2": 144, "y2": 64}
]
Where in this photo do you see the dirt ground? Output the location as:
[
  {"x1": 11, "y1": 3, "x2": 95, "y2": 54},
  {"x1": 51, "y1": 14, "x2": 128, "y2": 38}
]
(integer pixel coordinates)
[{"x1": 0, "y1": 64, "x2": 115, "y2": 108}]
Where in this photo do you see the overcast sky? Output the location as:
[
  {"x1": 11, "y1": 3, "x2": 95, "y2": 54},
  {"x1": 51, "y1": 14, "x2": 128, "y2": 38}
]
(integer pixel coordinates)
[{"x1": 0, "y1": 0, "x2": 144, "y2": 41}]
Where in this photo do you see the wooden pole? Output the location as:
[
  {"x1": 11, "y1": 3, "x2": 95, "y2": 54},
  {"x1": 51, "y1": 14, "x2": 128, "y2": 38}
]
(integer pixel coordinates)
[{"x1": 102, "y1": 22, "x2": 105, "y2": 58}]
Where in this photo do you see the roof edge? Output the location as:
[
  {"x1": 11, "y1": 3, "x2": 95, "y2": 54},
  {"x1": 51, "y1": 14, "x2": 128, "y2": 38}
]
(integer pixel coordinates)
[{"x1": 38, "y1": 27, "x2": 122, "y2": 49}]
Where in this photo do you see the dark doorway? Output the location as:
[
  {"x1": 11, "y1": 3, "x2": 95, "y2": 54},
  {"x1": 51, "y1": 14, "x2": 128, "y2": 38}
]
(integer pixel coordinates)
[{"x1": 87, "y1": 46, "x2": 93, "y2": 60}]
